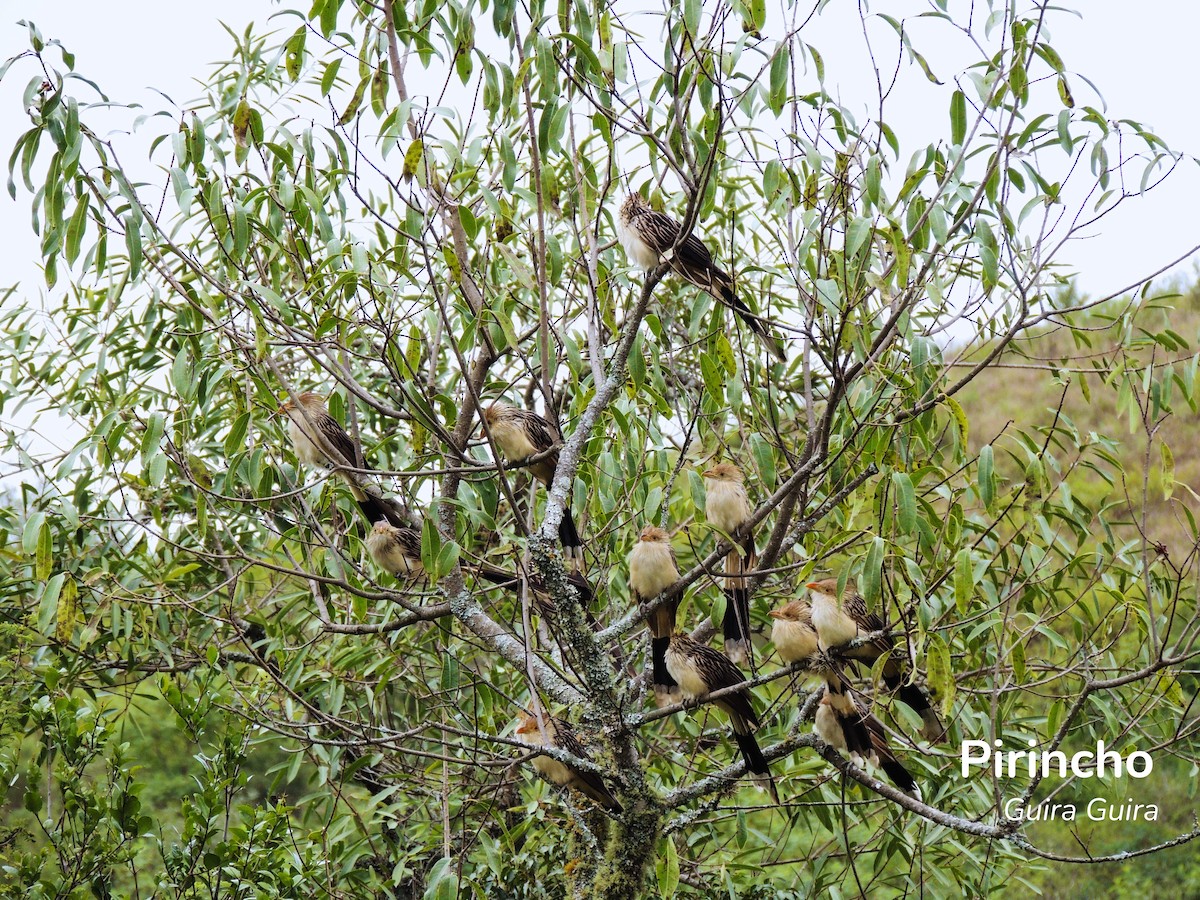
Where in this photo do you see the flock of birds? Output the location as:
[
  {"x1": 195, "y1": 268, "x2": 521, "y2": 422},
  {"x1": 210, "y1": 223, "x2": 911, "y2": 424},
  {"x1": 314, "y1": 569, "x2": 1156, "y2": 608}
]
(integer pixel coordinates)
[{"x1": 274, "y1": 190, "x2": 948, "y2": 814}]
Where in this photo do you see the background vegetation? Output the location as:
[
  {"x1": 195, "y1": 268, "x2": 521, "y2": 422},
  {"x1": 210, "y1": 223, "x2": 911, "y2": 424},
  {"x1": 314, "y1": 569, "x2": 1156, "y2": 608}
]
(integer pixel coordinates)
[{"x1": 1, "y1": 0, "x2": 1198, "y2": 896}]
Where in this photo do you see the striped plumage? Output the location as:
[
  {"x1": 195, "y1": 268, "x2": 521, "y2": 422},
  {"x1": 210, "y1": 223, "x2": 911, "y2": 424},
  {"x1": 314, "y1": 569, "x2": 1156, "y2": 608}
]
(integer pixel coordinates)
[
  {"x1": 483, "y1": 401, "x2": 583, "y2": 565},
  {"x1": 365, "y1": 521, "x2": 424, "y2": 579},
  {"x1": 664, "y1": 632, "x2": 779, "y2": 804},
  {"x1": 814, "y1": 685, "x2": 920, "y2": 797},
  {"x1": 628, "y1": 525, "x2": 680, "y2": 707},
  {"x1": 807, "y1": 578, "x2": 946, "y2": 743},
  {"x1": 279, "y1": 392, "x2": 407, "y2": 529},
  {"x1": 514, "y1": 711, "x2": 621, "y2": 811},
  {"x1": 703, "y1": 462, "x2": 757, "y2": 665},
  {"x1": 616, "y1": 192, "x2": 786, "y2": 362}
]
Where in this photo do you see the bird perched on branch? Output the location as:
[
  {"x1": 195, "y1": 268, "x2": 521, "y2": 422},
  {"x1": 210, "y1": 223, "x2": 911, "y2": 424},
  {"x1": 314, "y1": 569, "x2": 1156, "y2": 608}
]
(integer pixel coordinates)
[
  {"x1": 279, "y1": 391, "x2": 407, "y2": 529},
  {"x1": 703, "y1": 462, "x2": 757, "y2": 665},
  {"x1": 365, "y1": 520, "x2": 424, "y2": 579},
  {"x1": 482, "y1": 401, "x2": 584, "y2": 568},
  {"x1": 628, "y1": 525, "x2": 680, "y2": 707},
  {"x1": 616, "y1": 191, "x2": 785, "y2": 362},
  {"x1": 514, "y1": 711, "x2": 621, "y2": 811},
  {"x1": 806, "y1": 578, "x2": 946, "y2": 743},
  {"x1": 769, "y1": 599, "x2": 920, "y2": 796},
  {"x1": 814, "y1": 685, "x2": 920, "y2": 797},
  {"x1": 768, "y1": 599, "x2": 819, "y2": 668},
  {"x1": 665, "y1": 632, "x2": 779, "y2": 803}
]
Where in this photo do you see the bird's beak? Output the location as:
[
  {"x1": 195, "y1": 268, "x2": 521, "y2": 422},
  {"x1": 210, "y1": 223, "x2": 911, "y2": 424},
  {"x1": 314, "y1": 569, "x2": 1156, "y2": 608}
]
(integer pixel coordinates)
[
  {"x1": 767, "y1": 609, "x2": 783, "y2": 619},
  {"x1": 805, "y1": 582, "x2": 821, "y2": 590},
  {"x1": 701, "y1": 467, "x2": 715, "y2": 479}
]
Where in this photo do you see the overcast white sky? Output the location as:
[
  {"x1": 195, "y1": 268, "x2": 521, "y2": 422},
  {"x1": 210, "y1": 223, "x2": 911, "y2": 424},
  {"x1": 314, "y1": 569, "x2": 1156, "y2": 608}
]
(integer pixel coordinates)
[{"x1": 0, "y1": 1, "x2": 1197, "y2": 307}]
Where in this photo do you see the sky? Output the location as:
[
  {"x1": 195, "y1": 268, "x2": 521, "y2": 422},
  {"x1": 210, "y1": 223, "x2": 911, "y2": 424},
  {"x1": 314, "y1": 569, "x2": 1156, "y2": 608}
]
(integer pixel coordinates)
[{"x1": 1, "y1": 1, "x2": 1196, "y2": 303}]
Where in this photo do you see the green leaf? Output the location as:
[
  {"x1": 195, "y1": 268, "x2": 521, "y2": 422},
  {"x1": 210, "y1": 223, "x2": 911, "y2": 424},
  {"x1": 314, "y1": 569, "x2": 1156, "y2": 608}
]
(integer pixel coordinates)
[
  {"x1": 435, "y1": 540, "x2": 461, "y2": 580},
  {"x1": 1160, "y1": 441, "x2": 1175, "y2": 500},
  {"x1": 862, "y1": 536, "x2": 885, "y2": 603},
  {"x1": 38, "y1": 573, "x2": 66, "y2": 636},
  {"x1": 748, "y1": 434, "x2": 775, "y2": 488},
  {"x1": 658, "y1": 836, "x2": 680, "y2": 898},
  {"x1": 421, "y1": 518, "x2": 442, "y2": 577},
  {"x1": 950, "y1": 89, "x2": 966, "y2": 145},
  {"x1": 22, "y1": 510, "x2": 46, "y2": 556},
  {"x1": 892, "y1": 471, "x2": 917, "y2": 534},
  {"x1": 978, "y1": 444, "x2": 994, "y2": 511},
  {"x1": 954, "y1": 548, "x2": 973, "y2": 615},
  {"x1": 35, "y1": 519, "x2": 52, "y2": 580},
  {"x1": 225, "y1": 412, "x2": 250, "y2": 458},
  {"x1": 768, "y1": 44, "x2": 789, "y2": 115},
  {"x1": 925, "y1": 633, "x2": 955, "y2": 714}
]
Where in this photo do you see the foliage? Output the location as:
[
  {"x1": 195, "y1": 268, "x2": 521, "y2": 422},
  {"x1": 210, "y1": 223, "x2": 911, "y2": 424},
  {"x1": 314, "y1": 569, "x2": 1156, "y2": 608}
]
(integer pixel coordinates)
[{"x1": 2, "y1": 0, "x2": 1199, "y2": 896}]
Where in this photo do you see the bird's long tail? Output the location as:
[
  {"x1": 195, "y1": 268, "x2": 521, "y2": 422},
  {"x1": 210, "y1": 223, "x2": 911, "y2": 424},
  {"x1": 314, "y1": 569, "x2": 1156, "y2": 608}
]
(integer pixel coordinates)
[
  {"x1": 732, "y1": 730, "x2": 779, "y2": 804},
  {"x1": 721, "y1": 540, "x2": 755, "y2": 665},
  {"x1": 650, "y1": 636, "x2": 679, "y2": 708},
  {"x1": 719, "y1": 284, "x2": 786, "y2": 363},
  {"x1": 557, "y1": 505, "x2": 584, "y2": 570},
  {"x1": 884, "y1": 672, "x2": 947, "y2": 743}
]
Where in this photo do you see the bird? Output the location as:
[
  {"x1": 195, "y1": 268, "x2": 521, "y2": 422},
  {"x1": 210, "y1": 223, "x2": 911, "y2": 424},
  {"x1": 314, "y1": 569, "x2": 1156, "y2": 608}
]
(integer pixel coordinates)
[
  {"x1": 703, "y1": 462, "x2": 758, "y2": 665},
  {"x1": 814, "y1": 685, "x2": 920, "y2": 798},
  {"x1": 806, "y1": 578, "x2": 946, "y2": 742},
  {"x1": 768, "y1": 599, "x2": 819, "y2": 667},
  {"x1": 616, "y1": 191, "x2": 786, "y2": 362},
  {"x1": 513, "y1": 711, "x2": 621, "y2": 811},
  {"x1": 473, "y1": 563, "x2": 599, "y2": 627},
  {"x1": 628, "y1": 525, "x2": 681, "y2": 707},
  {"x1": 481, "y1": 401, "x2": 583, "y2": 567},
  {"x1": 665, "y1": 632, "x2": 779, "y2": 803},
  {"x1": 365, "y1": 520, "x2": 424, "y2": 579},
  {"x1": 278, "y1": 391, "x2": 407, "y2": 530}
]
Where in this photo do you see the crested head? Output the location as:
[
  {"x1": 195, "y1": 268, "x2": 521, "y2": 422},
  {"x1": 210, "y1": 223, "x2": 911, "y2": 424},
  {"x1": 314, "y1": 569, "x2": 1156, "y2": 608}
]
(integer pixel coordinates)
[
  {"x1": 279, "y1": 391, "x2": 326, "y2": 414},
  {"x1": 370, "y1": 520, "x2": 396, "y2": 537},
  {"x1": 806, "y1": 578, "x2": 841, "y2": 598},
  {"x1": 703, "y1": 462, "x2": 744, "y2": 483},
  {"x1": 619, "y1": 191, "x2": 649, "y2": 221},
  {"x1": 515, "y1": 710, "x2": 554, "y2": 737},
  {"x1": 638, "y1": 525, "x2": 670, "y2": 543},
  {"x1": 768, "y1": 599, "x2": 810, "y2": 622},
  {"x1": 482, "y1": 400, "x2": 510, "y2": 424}
]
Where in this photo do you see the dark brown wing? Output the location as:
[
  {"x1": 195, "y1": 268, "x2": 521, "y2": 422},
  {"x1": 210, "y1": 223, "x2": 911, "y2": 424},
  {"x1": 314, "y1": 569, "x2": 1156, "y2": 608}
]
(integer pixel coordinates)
[
  {"x1": 553, "y1": 719, "x2": 621, "y2": 810},
  {"x1": 687, "y1": 638, "x2": 760, "y2": 730},
  {"x1": 395, "y1": 526, "x2": 422, "y2": 559},
  {"x1": 843, "y1": 592, "x2": 889, "y2": 637},
  {"x1": 634, "y1": 209, "x2": 683, "y2": 255},
  {"x1": 319, "y1": 415, "x2": 363, "y2": 469},
  {"x1": 516, "y1": 408, "x2": 560, "y2": 453}
]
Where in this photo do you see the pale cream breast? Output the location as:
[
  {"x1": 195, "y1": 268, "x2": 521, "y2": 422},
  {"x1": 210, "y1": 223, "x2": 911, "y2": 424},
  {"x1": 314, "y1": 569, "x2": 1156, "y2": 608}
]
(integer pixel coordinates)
[
  {"x1": 489, "y1": 418, "x2": 539, "y2": 460},
  {"x1": 628, "y1": 541, "x2": 677, "y2": 598},
  {"x1": 809, "y1": 590, "x2": 860, "y2": 650},
  {"x1": 286, "y1": 414, "x2": 325, "y2": 466},
  {"x1": 531, "y1": 754, "x2": 575, "y2": 787},
  {"x1": 771, "y1": 618, "x2": 819, "y2": 663},
  {"x1": 617, "y1": 217, "x2": 661, "y2": 270},
  {"x1": 366, "y1": 530, "x2": 421, "y2": 577},
  {"x1": 814, "y1": 702, "x2": 845, "y2": 751},
  {"x1": 664, "y1": 648, "x2": 709, "y2": 700},
  {"x1": 705, "y1": 479, "x2": 750, "y2": 534}
]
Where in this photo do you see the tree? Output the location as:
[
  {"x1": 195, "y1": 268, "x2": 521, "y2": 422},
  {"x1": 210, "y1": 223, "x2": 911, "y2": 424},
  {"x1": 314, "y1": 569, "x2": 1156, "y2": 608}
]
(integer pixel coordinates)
[{"x1": 3, "y1": 1, "x2": 1200, "y2": 896}]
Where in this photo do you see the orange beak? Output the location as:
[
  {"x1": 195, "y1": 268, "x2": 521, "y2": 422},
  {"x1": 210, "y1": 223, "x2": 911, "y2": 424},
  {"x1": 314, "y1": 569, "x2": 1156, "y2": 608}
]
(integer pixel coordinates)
[{"x1": 767, "y1": 609, "x2": 783, "y2": 619}]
